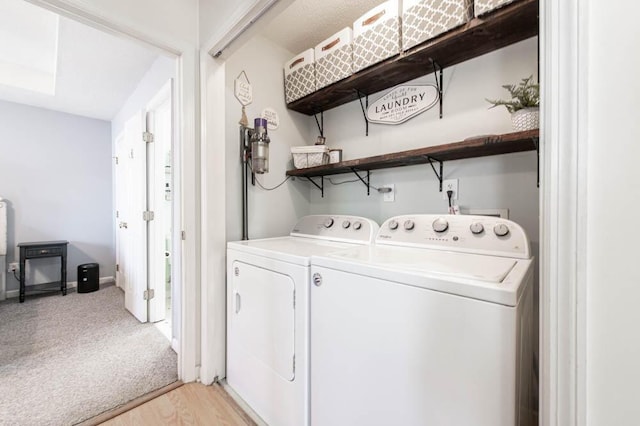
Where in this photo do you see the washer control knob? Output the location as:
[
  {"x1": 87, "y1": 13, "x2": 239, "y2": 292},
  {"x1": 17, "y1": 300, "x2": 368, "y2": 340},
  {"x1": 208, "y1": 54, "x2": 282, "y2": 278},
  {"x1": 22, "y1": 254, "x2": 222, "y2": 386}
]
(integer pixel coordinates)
[
  {"x1": 324, "y1": 218, "x2": 334, "y2": 228},
  {"x1": 388, "y1": 220, "x2": 399, "y2": 230},
  {"x1": 432, "y1": 217, "x2": 449, "y2": 233},
  {"x1": 470, "y1": 222, "x2": 485, "y2": 235},
  {"x1": 353, "y1": 221, "x2": 362, "y2": 230},
  {"x1": 494, "y1": 223, "x2": 510, "y2": 237},
  {"x1": 404, "y1": 220, "x2": 415, "y2": 231},
  {"x1": 342, "y1": 220, "x2": 351, "y2": 229}
]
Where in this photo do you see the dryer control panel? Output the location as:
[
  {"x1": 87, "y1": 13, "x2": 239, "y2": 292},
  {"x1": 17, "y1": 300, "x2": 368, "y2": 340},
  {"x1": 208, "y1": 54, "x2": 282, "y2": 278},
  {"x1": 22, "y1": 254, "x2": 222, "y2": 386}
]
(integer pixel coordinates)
[
  {"x1": 377, "y1": 214, "x2": 531, "y2": 259},
  {"x1": 291, "y1": 215, "x2": 380, "y2": 244}
]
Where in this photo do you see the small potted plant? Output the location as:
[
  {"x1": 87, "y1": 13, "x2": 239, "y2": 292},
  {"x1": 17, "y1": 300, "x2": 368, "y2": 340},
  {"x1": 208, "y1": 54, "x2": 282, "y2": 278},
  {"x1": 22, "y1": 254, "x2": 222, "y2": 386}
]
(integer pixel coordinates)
[{"x1": 486, "y1": 75, "x2": 540, "y2": 131}]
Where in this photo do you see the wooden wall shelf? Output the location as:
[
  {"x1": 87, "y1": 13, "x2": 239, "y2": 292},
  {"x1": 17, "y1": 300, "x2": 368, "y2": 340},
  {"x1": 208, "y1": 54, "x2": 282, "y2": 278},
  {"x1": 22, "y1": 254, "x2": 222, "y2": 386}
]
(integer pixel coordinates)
[
  {"x1": 286, "y1": 0, "x2": 539, "y2": 116},
  {"x1": 286, "y1": 130, "x2": 539, "y2": 179}
]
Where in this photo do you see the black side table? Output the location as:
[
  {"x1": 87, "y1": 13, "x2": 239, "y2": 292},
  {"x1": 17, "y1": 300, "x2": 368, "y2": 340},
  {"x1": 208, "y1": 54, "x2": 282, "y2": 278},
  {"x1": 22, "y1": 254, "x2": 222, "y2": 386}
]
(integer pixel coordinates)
[{"x1": 18, "y1": 241, "x2": 69, "y2": 303}]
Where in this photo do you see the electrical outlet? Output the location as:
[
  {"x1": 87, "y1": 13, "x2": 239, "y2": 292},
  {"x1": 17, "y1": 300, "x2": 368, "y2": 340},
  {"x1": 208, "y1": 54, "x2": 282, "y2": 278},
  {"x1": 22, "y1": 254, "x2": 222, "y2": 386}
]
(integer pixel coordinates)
[
  {"x1": 382, "y1": 184, "x2": 395, "y2": 202},
  {"x1": 8, "y1": 262, "x2": 18, "y2": 273},
  {"x1": 442, "y1": 179, "x2": 459, "y2": 200}
]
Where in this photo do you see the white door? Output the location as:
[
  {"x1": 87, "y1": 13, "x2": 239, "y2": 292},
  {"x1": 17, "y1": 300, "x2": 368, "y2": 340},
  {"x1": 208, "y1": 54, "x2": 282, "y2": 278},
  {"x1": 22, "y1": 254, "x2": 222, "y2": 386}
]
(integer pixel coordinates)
[
  {"x1": 122, "y1": 110, "x2": 148, "y2": 323},
  {"x1": 114, "y1": 132, "x2": 129, "y2": 291},
  {"x1": 146, "y1": 81, "x2": 172, "y2": 323}
]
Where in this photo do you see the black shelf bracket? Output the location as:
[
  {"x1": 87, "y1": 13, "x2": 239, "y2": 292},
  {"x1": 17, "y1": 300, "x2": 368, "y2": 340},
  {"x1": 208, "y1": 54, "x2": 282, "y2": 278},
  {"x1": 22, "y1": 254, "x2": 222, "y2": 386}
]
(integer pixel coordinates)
[
  {"x1": 430, "y1": 58, "x2": 444, "y2": 119},
  {"x1": 350, "y1": 168, "x2": 371, "y2": 196},
  {"x1": 314, "y1": 111, "x2": 324, "y2": 137},
  {"x1": 532, "y1": 137, "x2": 540, "y2": 188},
  {"x1": 425, "y1": 156, "x2": 444, "y2": 192},
  {"x1": 306, "y1": 176, "x2": 324, "y2": 198},
  {"x1": 356, "y1": 90, "x2": 370, "y2": 136}
]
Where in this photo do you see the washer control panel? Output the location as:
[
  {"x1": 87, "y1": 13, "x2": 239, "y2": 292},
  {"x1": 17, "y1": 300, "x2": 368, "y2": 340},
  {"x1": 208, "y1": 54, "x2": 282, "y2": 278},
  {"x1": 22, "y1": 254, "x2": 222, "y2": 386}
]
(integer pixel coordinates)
[
  {"x1": 291, "y1": 215, "x2": 380, "y2": 244},
  {"x1": 377, "y1": 214, "x2": 530, "y2": 259}
]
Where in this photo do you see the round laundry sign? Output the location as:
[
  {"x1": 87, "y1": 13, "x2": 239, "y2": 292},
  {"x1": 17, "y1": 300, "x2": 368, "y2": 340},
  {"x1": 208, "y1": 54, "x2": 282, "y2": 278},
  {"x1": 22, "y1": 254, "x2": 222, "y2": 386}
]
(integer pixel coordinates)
[{"x1": 367, "y1": 85, "x2": 439, "y2": 124}]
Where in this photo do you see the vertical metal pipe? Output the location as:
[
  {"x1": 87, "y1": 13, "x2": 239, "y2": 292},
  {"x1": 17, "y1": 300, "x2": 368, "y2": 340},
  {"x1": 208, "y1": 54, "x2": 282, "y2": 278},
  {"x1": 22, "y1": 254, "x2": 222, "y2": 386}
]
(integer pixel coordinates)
[{"x1": 240, "y1": 127, "x2": 249, "y2": 240}]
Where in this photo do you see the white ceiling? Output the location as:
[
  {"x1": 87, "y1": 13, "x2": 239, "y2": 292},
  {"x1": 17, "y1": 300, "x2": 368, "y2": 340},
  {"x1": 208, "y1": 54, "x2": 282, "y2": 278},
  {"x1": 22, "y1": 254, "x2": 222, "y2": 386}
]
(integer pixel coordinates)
[
  {"x1": 262, "y1": 0, "x2": 381, "y2": 54},
  {"x1": 0, "y1": 1, "x2": 161, "y2": 121}
]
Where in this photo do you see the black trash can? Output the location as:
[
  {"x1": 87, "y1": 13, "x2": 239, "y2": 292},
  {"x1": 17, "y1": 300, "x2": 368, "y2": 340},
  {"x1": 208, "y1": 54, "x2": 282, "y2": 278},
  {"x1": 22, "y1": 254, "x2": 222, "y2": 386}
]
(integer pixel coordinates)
[{"x1": 78, "y1": 263, "x2": 99, "y2": 293}]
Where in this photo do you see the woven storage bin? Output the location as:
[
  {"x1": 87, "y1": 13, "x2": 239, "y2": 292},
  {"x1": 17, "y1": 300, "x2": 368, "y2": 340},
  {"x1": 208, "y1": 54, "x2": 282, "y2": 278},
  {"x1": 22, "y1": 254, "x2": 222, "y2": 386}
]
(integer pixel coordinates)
[
  {"x1": 284, "y1": 49, "x2": 316, "y2": 104},
  {"x1": 352, "y1": 0, "x2": 401, "y2": 74},
  {"x1": 475, "y1": 0, "x2": 517, "y2": 17},
  {"x1": 291, "y1": 146, "x2": 330, "y2": 169},
  {"x1": 315, "y1": 28, "x2": 354, "y2": 90},
  {"x1": 403, "y1": 0, "x2": 474, "y2": 51}
]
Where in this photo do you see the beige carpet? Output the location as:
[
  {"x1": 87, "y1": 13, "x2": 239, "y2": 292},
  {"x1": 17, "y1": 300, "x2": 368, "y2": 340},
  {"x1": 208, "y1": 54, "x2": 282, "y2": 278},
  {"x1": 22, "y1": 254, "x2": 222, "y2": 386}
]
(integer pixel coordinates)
[{"x1": 0, "y1": 285, "x2": 177, "y2": 425}]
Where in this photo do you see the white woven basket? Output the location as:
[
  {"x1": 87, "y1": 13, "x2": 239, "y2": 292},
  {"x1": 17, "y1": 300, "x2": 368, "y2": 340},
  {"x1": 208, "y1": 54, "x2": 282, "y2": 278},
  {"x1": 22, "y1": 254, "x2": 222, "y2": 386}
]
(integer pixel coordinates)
[
  {"x1": 511, "y1": 107, "x2": 539, "y2": 131},
  {"x1": 291, "y1": 146, "x2": 330, "y2": 169}
]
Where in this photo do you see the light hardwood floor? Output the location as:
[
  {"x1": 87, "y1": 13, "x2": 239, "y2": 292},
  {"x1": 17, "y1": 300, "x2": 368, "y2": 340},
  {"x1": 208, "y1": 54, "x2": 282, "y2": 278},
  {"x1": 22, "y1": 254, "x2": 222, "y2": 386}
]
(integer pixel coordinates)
[{"x1": 101, "y1": 383, "x2": 257, "y2": 426}]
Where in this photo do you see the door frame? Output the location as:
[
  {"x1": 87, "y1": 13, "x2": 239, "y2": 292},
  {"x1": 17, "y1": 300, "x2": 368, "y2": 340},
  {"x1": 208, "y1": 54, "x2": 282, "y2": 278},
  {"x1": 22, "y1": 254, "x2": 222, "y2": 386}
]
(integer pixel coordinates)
[
  {"x1": 540, "y1": 0, "x2": 588, "y2": 424},
  {"x1": 27, "y1": 0, "x2": 200, "y2": 382}
]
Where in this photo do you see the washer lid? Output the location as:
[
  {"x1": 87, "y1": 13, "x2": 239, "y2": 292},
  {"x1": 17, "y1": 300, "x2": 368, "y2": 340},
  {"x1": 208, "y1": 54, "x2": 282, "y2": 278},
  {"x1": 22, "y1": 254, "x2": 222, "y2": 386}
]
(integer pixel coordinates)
[
  {"x1": 228, "y1": 236, "x2": 359, "y2": 266},
  {"x1": 313, "y1": 245, "x2": 533, "y2": 306}
]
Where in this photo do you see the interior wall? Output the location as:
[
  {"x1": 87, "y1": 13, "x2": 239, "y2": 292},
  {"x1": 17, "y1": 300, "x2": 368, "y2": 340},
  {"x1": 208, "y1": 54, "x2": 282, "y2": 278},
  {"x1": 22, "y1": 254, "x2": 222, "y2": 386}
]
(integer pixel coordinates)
[
  {"x1": 586, "y1": 0, "x2": 640, "y2": 423},
  {"x1": 0, "y1": 100, "x2": 114, "y2": 292},
  {"x1": 224, "y1": 34, "x2": 312, "y2": 242}
]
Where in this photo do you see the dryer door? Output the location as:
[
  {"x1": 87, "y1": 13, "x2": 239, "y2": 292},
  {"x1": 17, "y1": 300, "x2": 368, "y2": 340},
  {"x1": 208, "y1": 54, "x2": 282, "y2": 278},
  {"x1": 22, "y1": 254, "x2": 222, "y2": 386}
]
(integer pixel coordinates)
[{"x1": 232, "y1": 261, "x2": 296, "y2": 380}]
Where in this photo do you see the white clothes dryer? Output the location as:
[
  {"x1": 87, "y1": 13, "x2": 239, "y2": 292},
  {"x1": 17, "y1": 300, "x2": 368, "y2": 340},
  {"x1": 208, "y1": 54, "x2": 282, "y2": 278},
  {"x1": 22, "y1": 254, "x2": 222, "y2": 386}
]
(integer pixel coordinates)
[
  {"x1": 310, "y1": 214, "x2": 535, "y2": 426},
  {"x1": 226, "y1": 215, "x2": 379, "y2": 426}
]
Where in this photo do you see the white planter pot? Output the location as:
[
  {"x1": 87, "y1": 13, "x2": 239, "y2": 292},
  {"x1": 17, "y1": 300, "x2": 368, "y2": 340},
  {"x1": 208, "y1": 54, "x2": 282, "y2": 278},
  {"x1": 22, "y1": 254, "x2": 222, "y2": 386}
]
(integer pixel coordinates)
[{"x1": 511, "y1": 107, "x2": 539, "y2": 131}]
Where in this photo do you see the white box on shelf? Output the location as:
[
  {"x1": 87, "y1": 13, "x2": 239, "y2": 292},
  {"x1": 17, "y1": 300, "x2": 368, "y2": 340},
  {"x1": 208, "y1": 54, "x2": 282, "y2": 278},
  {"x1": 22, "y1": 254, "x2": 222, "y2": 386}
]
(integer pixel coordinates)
[
  {"x1": 315, "y1": 27, "x2": 354, "y2": 90},
  {"x1": 352, "y1": 0, "x2": 401, "y2": 73},
  {"x1": 402, "y1": 0, "x2": 474, "y2": 51},
  {"x1": 291, "y1": 146, "x2": 330, "y2": 169},
  {"x1": 284, "y1": 49, "x2": 316, "y2": 104},
  {"x1": 475, "y1": 0, "x2": 518, "y2": 17}
]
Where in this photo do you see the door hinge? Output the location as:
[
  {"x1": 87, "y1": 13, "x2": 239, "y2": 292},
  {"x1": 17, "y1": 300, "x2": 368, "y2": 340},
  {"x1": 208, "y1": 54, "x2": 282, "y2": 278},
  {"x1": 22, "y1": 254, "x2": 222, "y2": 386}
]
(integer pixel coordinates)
[
  {"x1": 116, "y1": 264, "x2": 119, "y2": 272},
  {"x1": 293, "y1": 290, "x2": 296, "y2": 309},
  {"x1": 181, "y1": 230, "x2": 186, "y2": 240},
  {"x1": 116, "y1": 210, "x2": 119, "y2": 218},
  {"x1": 143, "y1": 289, "x2": 155, "y2": 300},
  {"x1": 130, "y1": 148, "x2": 134, "y2": 159},
  {"x1": 143, "y1": 211, "x2": 155, "y2": 221},
  {"x1": 293, "y1": 355, "x2": 296, "y2": 374},
  {"x1": 114, "y1": 156, "x2": 119, "y2": 165},
  {"x1": 143, "y1": 131, "x2": 154, "y2": 143}
]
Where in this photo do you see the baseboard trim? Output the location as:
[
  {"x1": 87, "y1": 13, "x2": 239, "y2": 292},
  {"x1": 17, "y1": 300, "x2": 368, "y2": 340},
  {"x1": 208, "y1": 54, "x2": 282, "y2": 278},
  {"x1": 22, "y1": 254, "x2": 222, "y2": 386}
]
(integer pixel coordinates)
[
  {"x1": 5, "y1": 276, "x2": 115, "y2": 299},
  {"x1": 77, "y1": 380, "x2": 183, "y2": 426}
]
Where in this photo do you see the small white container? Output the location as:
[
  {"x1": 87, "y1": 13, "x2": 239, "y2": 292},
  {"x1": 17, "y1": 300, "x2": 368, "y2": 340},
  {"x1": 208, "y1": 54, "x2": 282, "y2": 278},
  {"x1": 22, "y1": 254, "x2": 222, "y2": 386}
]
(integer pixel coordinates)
[
  {"x1": 291, "y1": 145, "x2": 330, "y2": 169},
  {"x1": 315, "y1": 27, "x2": 354, "y2": 90},
  {"x1": 402, "y1": 0, "x2": 474, "y2": 51},
  {"x1": 352, "y1": 0, "x2": 401, "y2": 73},
  {"x1": 329, "y1": 149, "x2": 343, "y2": 164},
  {"x1": 475, "y1": 0, "x2": 518, "y2": 17},
  {"x1": 284, "y1": 49, "x2": 316, "y2": 104}
]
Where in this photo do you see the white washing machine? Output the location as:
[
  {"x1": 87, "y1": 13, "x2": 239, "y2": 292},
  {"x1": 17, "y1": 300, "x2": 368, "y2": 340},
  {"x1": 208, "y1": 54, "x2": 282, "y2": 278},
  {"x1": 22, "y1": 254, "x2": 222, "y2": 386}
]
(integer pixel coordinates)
[
  {"x1": 310, "y1": 214, "x2": 535, "y2": 426},
  {"x1": 226, "y1": 215, "x2": 379, "y2": 426}
]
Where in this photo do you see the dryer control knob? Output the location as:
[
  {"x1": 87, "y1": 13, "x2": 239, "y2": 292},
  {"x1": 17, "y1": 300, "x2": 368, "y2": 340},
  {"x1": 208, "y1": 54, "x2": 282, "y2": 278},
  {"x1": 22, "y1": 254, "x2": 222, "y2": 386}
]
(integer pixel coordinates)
[
  {"x1": 388, "y1": 220, "x2": 399, "y2": 230},
  {"x1": 494, "y1": 223, "x2": 510, "y2": 237},
  {"x1": 432, "y1": 217, "x2": 449, "y2": 233},
  {"x1": 470, "y1": 222, "x2": 485, "y2": 235},
  {"x1": 342, "y1": 220, "x2": 351, "y2": 229},
  {"x1": 404, "y1": 220, "x2": 415, "y2": 231},
  {"x1": 353, "y1": 221, "x2": 362, "y2": 230},
  {"x1": 324, "y1": 218, "x2": 334, "y2": 228}
]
